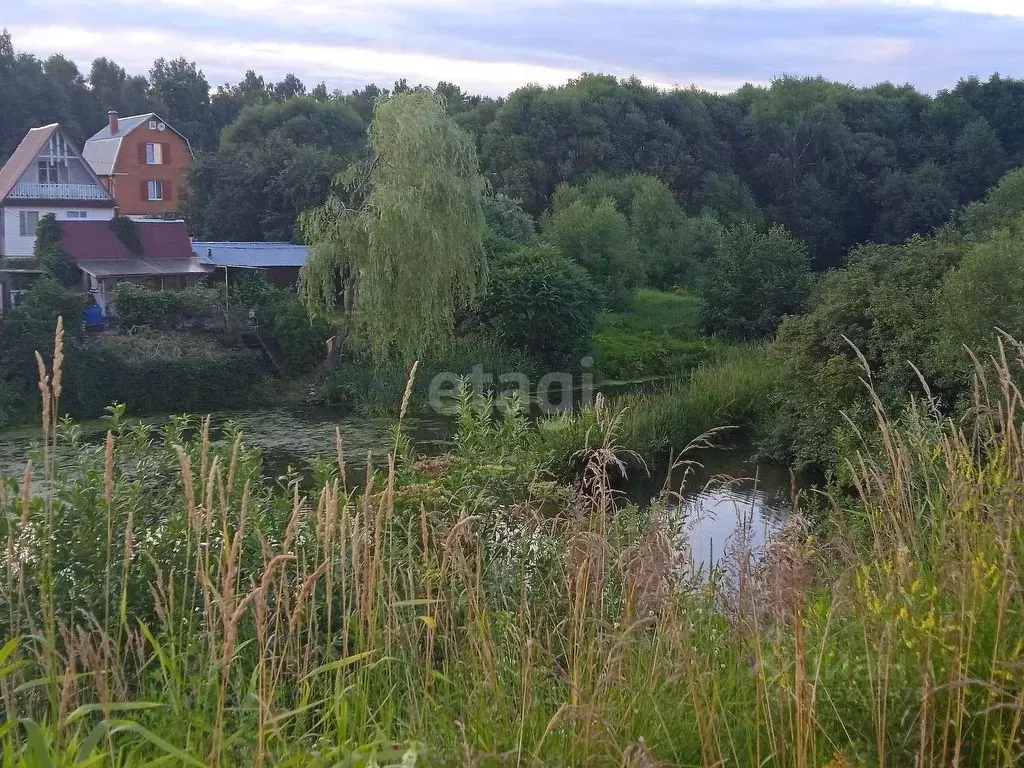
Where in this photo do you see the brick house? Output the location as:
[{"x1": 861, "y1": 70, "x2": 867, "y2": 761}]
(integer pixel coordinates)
[{"x1": 83, "y1": 112, "x2": 193, "y2": 217}]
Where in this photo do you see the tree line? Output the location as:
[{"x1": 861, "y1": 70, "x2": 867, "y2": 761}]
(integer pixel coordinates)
[{"x1": 3, "y1": 30, "x2": 1024, "y2": 265}]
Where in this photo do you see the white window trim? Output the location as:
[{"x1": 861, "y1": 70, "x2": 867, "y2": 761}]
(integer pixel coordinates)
[
  {"x1": 145, "y1": 143, "x2": 163, "y2": 165},
  {"x1": 19, "y1": 211, "x2": 39, "y2": 237},
  {"x1": 147, "y1": 180, "x2": 164, "y2": 201}
]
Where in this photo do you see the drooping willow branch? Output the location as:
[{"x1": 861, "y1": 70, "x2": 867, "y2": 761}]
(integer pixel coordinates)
[{"x1": 300, "y1": 91, "x2": 485, "y2": 365}]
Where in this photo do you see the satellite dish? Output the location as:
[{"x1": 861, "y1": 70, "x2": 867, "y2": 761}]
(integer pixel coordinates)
[{"x1": 157, "y1": 122, "x2": 166, "y2": 131}]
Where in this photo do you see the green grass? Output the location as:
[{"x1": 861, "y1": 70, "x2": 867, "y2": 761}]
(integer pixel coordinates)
[
  {"x1": 539, "y1": 343, "x2": 777, "y2": 472},
  {"x1": 592, "y1": 289, "x2": 725, "y2": 381}
]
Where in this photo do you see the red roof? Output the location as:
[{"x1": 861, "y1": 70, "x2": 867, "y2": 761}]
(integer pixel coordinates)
[
  {"x1": 61, "y1": 219, "x2": 194, "y2": 262},
  {"x1": 0, "y1": 124, "x2": 58, "y2": 201}
]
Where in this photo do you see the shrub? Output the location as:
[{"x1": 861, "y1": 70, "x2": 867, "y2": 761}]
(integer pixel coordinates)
[
  {"x1": 256, "y1": 291, "x2": 332, "y2": 375},
  {"x1": 698, "y1": 223, "x2": 810, "y2": 340},
  {"x1": 34, "y1": 214, "x2": 79, "y2": 287},
  {"x1": 67, "y1": 331, "x2": 265, "y2": 416},
  {"x1": 479, "y1": 243, "x2": 598, "y2": 369},
  {"x1": 114, "y1": 283, "x2": 220, "y2": 329}
]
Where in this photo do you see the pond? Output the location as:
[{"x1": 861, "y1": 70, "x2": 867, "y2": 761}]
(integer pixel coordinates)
[{"x1": 0, "y1": 406, "x2": 811, "y2": 568}]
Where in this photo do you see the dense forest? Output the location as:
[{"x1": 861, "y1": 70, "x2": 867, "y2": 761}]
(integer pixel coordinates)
[{"x1": 3, "y1": 29, "x2": 1024, "y2": 266}]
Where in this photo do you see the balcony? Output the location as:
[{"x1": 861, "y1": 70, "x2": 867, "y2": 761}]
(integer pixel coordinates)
[{"x1": 8, "y1": 182, "x2": 110, "y2": 201}]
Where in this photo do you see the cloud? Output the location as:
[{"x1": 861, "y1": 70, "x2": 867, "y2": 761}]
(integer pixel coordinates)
[{"x1": 4, "y1": 0, "x2": 1023, "y2": 96}]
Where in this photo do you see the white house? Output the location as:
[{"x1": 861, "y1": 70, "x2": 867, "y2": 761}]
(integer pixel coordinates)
[{"x1": 0, "y1": 124, "x2": 116, "y2": 258}]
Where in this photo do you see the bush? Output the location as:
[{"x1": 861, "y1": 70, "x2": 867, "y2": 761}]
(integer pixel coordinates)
[
  {"x1": 256, "y1": 291, "x2": 332, "y2": 375},
  {"x1": 0, "y1": 278, "x2": 84, "y2": 393},
  {"x1": 479, "y1": 243, "x2": 598, "y2": 369},
  {"x1": 698, "y1": 223, "x2": 810, "y2": 340},
  {"x1": 114, "y1": 283, "x2": 220, "y2": 329},
  {"x1": 67, "y1": 331, "x2": 265, "y2": 416}
]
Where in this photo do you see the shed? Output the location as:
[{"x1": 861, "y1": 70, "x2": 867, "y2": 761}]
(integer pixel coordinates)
[{"x1": 193, "y1": 241, "x2": 309, "y2": 288}]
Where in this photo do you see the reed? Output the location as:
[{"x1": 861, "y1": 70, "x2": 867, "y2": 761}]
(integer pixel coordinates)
[{"x1": 0, "y1": 320, "x2": 1022, "y2": 765}]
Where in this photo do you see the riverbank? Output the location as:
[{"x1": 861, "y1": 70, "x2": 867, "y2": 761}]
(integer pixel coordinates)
[{"x1": 2, "y1": 341, "x2": 1021, "y2": 765}]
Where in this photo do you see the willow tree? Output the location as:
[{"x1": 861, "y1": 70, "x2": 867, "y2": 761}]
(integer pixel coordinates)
[{"x1": 300, "y1": 90, "x2": 485, "y2": 364}]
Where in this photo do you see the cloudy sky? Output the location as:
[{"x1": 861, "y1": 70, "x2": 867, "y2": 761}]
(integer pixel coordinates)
[{"x1": 4, "y1": 0, "x2": 1023, "y2": 96}]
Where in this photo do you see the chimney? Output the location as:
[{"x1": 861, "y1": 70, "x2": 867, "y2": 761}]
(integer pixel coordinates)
[{"x1": 108, "y1": 110, "x2": 119, "y2": 133}]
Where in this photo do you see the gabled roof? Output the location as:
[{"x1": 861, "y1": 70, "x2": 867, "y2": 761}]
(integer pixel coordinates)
[
  {"x1": 83, "y1": 113, "x2": 192, "y2": 176},
  {"x1": 0, "y1": 124, "x2": 58, "y2": 201},
  {"x1": 193, "y1": 241, "x2": 310, "y2": 269},
  {"x1": 61, "y1": 219, "x2": 197, "y2": 262}
]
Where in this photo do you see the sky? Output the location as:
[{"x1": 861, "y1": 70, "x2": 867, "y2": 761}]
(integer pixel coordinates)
[{"x1": 4, "y1": 0, "x2": 1024, "y2": 97}]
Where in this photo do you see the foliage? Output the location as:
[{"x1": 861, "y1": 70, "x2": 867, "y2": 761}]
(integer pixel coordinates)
[
  {"x1": 768, "y1": 236, "x2": 967, "y2": 468},
  {"x1": 934, "y1": 218, "x2": 1024, "y2": 387},
  {"x1": 110, "y1": 214, "x2": 142, "y2": 255},
  {"x1": 960, "y1": 166, "x2": 1024, "y2": 236},
  {"x1": 698, "y1": 223, "x2": 810, "y2": 340},
  {"x1": 301, "y1": 90, "x2": 486, "y2": 365},
  {"x1": 255, "y1": 291, "x2": 332, "y2": 375},
  {"x1": 542, "y1": 196, "x2": 642, "y2": 311},
  {"x1": 114, "y1": 283, "x2": 220, "y2": 330},
  {"x1": 4, "y1": 326, "x2": 1024, "y2": 764},
  {"x1": 553, "y1": 174, "x2": 725, "y2": 288},
  {"x1": 68, "y1": 331, "x2": 264, "y2": 415},
  {"x1": 480, "y1": 192, "x2": 535, "y2": 243},
  {"x1": 477, "y1": 243, "x2": 598, "y2": 369},
  {"x1": 322, "y1": 332, "x2": 538, "y2": 416},
  {"x1": 33, "y1": 214, "x2": 79, "y2": 287},
  {"x1": 0, "y1": 277, "x2": 83, "y2": 384}
]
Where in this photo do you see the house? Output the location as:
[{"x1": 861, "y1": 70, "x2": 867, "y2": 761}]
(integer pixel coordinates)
[
  {"x1": 0, "y1": 124, "x2": 117, "y2": 258},
  {"x1": 83, "y1": 111, "x2": 192, "y2": 217},
  {"x1": 193, "y1": 241, "x2": 309, "y2": 288},
  {"x1": 0, "y1": 123, "x2": 116, "y2": 312},
  {"x1": 61, "y1": 219, "x2": 211, "y2": 313}
]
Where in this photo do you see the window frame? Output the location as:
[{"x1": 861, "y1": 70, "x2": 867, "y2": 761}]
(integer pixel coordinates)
[
  {"x1": 145, "y1": 143, "x2": 163, "y2": 165},
  {"x1": 147, "y1": 180, "x2": 164, "y2": 201},
  {"x1": 19, "y1": 210, "x2": 40, "y2": 237}
]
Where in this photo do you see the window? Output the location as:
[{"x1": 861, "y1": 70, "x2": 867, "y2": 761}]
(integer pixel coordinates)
[
  {"x1": 149, "y1": 120, "x2": 157, "y2": 130},
  {"x1": 18, "y1": 211, "x2": 39, "y2": 236},
  {"x1": 37, "y1": 160, "x2": 59, "y2": 184},
  {"x1": 65, "y1": 210, "x2": 88, "y2": 219},
  {"x1": 145, "y1": 143, "x2": 163, "y2": 165},
  {"x1": 147, "y1": 180, "x2": 164, "y2": 201}
]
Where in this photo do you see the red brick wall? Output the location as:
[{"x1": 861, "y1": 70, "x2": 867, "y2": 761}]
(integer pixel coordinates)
[{"x1": 109, "y1": 120, "x2": 192, "y2": 216}]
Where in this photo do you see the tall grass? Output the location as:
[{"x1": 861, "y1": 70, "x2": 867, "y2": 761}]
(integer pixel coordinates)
[
  {"x1": 1, "y1": 320, "x2": 1023, "y2": 765},
  {"x1": 539, "y1": 342, "x2": 777, "y2": 472}
]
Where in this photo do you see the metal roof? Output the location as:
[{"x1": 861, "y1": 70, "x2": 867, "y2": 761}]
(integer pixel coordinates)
[
  {"x1": 86, "y1": 113, "x2": 157, "y2": 142},
  {"x1": 193, "y1": 242, "x2": 310, "y2": 269},
  {"x1": 77, "y1": 258, "x2": 212, "y2": 278},
  {"x1": 83, "y1": 113, "x2": 192, "y2": 176},
  {"x1": 81, "y1": 136, "x2": 120, "y2": 176}
]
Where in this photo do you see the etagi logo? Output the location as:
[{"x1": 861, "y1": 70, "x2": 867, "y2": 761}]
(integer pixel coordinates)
[{"x1": 427, "y1": 357, "x2": 595, "y2": 416}]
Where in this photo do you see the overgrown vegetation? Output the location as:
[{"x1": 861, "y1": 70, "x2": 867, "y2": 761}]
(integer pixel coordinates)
[{"x1": 3, "y1": 323, "x2": 1024, "y2": 765}]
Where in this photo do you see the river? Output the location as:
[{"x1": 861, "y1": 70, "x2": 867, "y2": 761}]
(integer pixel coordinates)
[{"x1": 0, "y1": 406, "x2": 807, "y2": 568}]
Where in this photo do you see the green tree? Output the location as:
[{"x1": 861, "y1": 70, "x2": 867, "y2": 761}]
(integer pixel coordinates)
[
  {"x1": 481, "y1": 193, "x2": 535, "y2": 243},
  {"x1": 301, "y1": 91, "x2": 486, "y2": 364},
  {"x1": 478, "y1": 243, "x2": 598, "y2": 368},
  {"x1": 149, "y1": 57, "x2": 214, "y2": 149},
  {"x1": 949, "y1": 118, "x2": 1007, "y2": 203},
  {"x1": 698, "y1": 224, "x2": 809, "y2": 340},
  {"x1": 543, "y1": 197, "x2": 641, "y2": 310},
  {"x1": 934, "y1": 219, "x2": 1024, "y2": 387}
]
